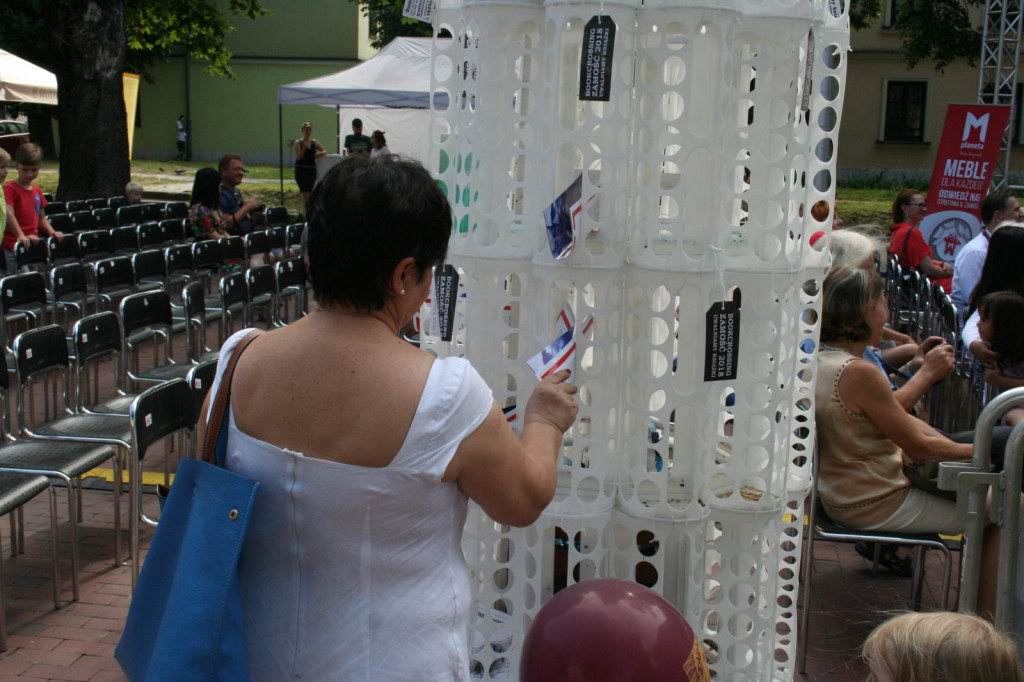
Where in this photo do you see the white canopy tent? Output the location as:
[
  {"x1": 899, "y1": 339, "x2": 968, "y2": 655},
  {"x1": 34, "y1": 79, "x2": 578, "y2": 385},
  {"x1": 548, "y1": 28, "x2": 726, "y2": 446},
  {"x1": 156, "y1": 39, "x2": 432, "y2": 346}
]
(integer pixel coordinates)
[
  {"x1": 0, "y1": 49, "x2": 57, "y2": 105},
  {"x1": 277, "y1": 37, "x2": 449, "y2": 170}
]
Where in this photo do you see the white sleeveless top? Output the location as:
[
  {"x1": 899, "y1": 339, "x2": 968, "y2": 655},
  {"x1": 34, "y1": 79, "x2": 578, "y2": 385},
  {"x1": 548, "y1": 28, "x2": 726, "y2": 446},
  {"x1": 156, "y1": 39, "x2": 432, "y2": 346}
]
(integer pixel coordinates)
[{"x1": 210, "y1": 330, "x2": 493, "y2": 681}]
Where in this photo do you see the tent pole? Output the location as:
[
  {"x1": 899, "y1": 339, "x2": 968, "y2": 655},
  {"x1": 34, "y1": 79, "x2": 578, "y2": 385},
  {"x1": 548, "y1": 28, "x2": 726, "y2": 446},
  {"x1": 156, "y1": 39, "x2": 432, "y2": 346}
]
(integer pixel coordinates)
[
  {"x1": 337, "y1": 105, "x2": 342, "y2": 153},
  {"x1": 279, "y1": 104, "x2": 285, "y2": 207}
]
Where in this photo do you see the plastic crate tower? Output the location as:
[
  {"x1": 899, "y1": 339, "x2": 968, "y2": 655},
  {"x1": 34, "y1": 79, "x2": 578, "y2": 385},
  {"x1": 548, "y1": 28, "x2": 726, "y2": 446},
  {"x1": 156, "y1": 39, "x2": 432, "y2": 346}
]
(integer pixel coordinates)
[{"x1": 427, "y1": 0, "x2": 847, "y2": 679}]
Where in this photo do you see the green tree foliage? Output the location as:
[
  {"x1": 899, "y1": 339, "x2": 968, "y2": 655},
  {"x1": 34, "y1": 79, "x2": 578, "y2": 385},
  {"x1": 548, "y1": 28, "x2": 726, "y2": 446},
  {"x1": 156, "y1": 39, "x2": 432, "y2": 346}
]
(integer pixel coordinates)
[
  {"x1": 125, "y1": 0, "x2": 271, "y2": 78},
  {"x1": 849, "y1": 0, "x2": 984, "y2": 72},
  {"x1": 0, "y1": 1, "x2": 270, "y2": 199},
  {"x1": 349, "y1": 0, "x2": 432, "y2": 49}
]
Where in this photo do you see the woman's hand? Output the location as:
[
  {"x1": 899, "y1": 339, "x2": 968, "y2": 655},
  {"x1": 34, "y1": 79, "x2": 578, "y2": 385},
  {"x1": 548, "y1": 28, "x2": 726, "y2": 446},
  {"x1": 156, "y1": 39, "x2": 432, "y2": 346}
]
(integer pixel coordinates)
[
  {"x1": 919, "y1": 255, "x2": 952, "y2": 280},
  {"x1": 970, "y1": 340, "x2": 1000, "y2": 367},
  {"x1": 984, "y1": 364, "x2": 1010, "y2": 388},
  {"x1": 915, "y1": 338, "x2": 955, "y2": 381},
  {"x1": 524, "y1": 370, "x2": 579, "y2": 434}
]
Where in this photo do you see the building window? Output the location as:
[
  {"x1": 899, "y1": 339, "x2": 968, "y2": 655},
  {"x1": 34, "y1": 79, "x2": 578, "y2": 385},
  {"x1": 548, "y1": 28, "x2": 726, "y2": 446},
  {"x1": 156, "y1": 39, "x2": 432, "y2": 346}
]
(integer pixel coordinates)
[
  {"x1": 883, "y1": 0, "x2": 908, "y2": 28},
  {"x1": 882, "y1": 80, "x2": 928, "y2": 142}
]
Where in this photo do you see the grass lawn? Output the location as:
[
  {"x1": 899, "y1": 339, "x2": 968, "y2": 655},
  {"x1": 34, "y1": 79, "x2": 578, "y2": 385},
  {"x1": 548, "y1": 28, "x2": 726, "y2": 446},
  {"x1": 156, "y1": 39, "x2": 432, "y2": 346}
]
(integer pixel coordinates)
[{"x1": 34, "y1": 160, "x2": 900, "y2": 233}]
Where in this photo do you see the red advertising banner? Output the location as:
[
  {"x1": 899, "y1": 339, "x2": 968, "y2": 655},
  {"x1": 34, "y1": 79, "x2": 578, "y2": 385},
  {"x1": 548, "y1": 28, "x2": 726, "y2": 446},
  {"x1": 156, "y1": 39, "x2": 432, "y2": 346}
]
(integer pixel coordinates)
[{"x1": 919, "y1": 103, "x2": 1012, "y2": 263}]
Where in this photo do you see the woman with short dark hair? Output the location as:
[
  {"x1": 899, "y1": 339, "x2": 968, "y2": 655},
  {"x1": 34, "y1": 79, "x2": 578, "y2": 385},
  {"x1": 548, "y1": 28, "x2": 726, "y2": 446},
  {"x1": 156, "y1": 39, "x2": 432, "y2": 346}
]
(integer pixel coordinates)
[{"x1": 198, "y1": 156, "x2": 578, "y2": 680}]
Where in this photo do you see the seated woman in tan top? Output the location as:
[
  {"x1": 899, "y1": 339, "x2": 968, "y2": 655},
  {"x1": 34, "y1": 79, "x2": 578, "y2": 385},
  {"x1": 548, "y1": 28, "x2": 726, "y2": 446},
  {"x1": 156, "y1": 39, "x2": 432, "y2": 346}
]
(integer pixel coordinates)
[{"x1": 816, "y1": 265, "x2": 1001, "y2": 616}]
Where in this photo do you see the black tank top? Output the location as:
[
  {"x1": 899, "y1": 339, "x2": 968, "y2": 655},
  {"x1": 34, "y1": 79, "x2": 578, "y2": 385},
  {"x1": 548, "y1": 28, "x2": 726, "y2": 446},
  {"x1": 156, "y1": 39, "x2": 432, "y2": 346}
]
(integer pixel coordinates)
[{"x1": 296, "y1": 141, "x2": 317, "y2": 169}]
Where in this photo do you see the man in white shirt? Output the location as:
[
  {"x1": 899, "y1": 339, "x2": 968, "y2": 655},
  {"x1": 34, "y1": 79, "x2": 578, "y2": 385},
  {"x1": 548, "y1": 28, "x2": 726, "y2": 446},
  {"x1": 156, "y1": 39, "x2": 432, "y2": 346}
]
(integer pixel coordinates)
[{"x1": 951, "y1": 188, "x2": 1022, "y2": 311}]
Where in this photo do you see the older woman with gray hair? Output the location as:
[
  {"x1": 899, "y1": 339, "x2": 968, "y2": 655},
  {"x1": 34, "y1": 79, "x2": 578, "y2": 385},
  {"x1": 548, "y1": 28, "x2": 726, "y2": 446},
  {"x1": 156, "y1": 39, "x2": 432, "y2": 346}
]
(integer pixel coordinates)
[{"x1": 816, "y1": 264, "x2": 1001, "y2": 616}]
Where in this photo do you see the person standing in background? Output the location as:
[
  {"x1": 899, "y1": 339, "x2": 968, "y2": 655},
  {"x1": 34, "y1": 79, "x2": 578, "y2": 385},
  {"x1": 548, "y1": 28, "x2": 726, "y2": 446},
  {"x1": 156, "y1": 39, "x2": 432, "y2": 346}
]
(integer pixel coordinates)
[
  {"x1": 343, "y1": 118, "x2": 372, "y2": 159},
  {"x1": 293, "y1": 122, "x2": 327, "y2": 212},
  {"x1": 952, "y1": 188, "x2": 1022, "y2": 312},
  {"x1": 176, "y1": 115, "x2": 187, "y2": 161}
]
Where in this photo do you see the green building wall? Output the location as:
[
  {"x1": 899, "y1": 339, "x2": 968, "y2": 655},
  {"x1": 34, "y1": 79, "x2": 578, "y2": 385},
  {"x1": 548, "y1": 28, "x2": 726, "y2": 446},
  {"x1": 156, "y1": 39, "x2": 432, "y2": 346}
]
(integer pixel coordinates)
[{"x1": 132, "y1": 0, "x2": 370, "y2": 165}]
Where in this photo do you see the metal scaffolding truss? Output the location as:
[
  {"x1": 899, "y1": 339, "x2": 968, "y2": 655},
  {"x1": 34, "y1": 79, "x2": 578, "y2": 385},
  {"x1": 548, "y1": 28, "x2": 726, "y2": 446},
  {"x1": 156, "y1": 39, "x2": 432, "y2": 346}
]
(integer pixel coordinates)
[{"x1": 978, "y1": 0, "x2": 1023, "y2": 187}]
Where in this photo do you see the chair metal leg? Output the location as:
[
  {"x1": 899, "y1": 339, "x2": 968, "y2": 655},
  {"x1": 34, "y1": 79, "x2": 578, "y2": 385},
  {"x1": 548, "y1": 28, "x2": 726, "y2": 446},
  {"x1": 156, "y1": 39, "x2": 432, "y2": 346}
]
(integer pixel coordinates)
[
  {"x1": 62, "y1": 478, "x2": 80, "y2": 602},
  {"x1": 0, "y1": 534, "x2": 6, "y2": 652},
  {"x1": 910, "y1": 545, "x2": 926, "y2": 610},
  {"x1": 47, "y1": 484, "x2": 60, "y2": 610}
]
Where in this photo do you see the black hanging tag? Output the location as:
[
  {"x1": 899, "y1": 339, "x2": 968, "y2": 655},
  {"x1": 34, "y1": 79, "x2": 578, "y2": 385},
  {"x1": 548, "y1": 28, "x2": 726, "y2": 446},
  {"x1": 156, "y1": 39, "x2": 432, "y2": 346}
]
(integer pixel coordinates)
[
  {"x1": 434, "y1": 264, "x2": 459, "y2": 342},
  {"x1": 703, "y1": 302, "x2": 740, "y2": 382},
  {"x1": 579, "y1": 16, "x2": 615, "y2": 102}
]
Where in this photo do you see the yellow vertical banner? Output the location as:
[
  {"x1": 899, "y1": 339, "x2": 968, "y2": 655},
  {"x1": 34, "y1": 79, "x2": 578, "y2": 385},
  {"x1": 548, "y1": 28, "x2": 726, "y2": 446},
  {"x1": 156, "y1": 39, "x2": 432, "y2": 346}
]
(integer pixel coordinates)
[{"x1": 123, "y1": 73, "x2": 140, "y2": 160}]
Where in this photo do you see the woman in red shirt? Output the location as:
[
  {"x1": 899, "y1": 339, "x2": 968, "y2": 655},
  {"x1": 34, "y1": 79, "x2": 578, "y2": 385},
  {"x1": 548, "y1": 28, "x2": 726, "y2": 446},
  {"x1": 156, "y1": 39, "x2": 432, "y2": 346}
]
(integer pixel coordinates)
[{"x1": 888, "y1": 189, "x2": 953, "y2": 292}]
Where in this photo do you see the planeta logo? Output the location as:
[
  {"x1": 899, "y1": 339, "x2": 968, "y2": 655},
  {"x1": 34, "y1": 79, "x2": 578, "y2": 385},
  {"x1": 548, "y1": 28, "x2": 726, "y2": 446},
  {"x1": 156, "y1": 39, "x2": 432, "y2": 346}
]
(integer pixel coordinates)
[{"x1": 960, "y1": 112, "x2": 989, "y2": 149}]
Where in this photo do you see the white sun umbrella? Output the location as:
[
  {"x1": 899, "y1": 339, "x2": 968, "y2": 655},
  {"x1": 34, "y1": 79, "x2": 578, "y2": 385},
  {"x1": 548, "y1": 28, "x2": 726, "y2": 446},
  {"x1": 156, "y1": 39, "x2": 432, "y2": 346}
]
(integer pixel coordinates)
[{"x1": 0, "y1": 49, "x2": 58, "y2": 105}]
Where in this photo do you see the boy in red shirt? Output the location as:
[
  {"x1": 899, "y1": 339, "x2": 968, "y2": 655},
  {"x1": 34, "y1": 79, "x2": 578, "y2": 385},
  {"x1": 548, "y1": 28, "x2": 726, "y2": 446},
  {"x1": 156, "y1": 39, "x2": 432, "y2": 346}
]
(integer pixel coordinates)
[{"x1": 3, "y1": 143, "x2": 63, "y2": 273}]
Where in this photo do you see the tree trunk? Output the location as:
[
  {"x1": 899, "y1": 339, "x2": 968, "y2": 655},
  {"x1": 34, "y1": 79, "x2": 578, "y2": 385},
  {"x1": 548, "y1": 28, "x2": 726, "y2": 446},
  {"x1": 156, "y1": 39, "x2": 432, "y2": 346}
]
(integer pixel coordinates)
[{"x1": 45, "y1": 0, "x2": 130, "y2": 201}]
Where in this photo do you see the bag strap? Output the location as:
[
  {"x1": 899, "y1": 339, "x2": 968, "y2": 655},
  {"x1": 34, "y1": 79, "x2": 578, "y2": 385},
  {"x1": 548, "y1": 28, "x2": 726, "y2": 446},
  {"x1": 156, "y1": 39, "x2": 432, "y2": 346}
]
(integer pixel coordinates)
[
  {"x1": 202, "y1": 330, "x2": 264, "y2": 465},
  {"x1": 900, "y1": 225, "x2": 913, "y2": 262}
]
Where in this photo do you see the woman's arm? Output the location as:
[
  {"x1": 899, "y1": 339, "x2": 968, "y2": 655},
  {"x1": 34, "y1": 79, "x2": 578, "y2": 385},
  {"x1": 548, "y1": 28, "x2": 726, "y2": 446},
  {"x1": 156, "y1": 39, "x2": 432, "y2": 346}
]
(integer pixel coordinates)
[
  {"x1": 891, "y1": 340, "x2": 954, "y2": 412},
  {"x1": 917, "y1": 254, "x2": 953, "y2": 280},
  {"x1": 293, "y1": 139, "x2": 306, "y2": 161},
  {"x1": 313, "y1": 140, "x2": 328, "y2": 158},
  {"x1": 882, "y1": 327, "x2": 915, "y2": 345},
  {"x1": 444, "y1": 370, "x2": 578, "y2": 527},
  {"x1": 839, "y1": 359, "x2": 971, "y2": 463},
  {"x1": 879, "y1": 342, "x2": 918, "y2": 371},
  {"x1": 985, "y1": 365, "x2": 1024, "y2": 390}
]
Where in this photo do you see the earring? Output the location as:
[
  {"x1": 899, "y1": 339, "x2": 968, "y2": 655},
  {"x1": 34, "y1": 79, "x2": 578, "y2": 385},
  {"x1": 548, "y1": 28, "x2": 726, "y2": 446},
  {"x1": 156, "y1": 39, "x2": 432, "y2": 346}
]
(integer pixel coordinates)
[{"x1": 400, "y1": 288, "x2": 406, "y2": 295}]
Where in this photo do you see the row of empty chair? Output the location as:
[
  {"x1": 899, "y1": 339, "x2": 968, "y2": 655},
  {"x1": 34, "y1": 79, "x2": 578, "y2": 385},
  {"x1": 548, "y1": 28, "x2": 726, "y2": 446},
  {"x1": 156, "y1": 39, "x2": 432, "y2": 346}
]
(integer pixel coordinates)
[
  {"x1": 44, "y1": 202, "x2": 291, "y2": 234},
  {"x1": 2, "y1": 252, "x2": 308, "y2": 354},
  {"x1": 0, "y1": 244, "x2": 312, "y2": 639},
  {"x1": 15, "y1": 223, "x2": 305, "y2": 274}
]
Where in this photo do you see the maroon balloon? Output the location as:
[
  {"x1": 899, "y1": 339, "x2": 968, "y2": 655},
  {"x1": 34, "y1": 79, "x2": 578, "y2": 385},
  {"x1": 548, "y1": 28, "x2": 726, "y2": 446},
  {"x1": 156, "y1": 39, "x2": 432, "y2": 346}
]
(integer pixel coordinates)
[{"x1": 519, "y1": 578, "x2": 709, "y2": 681}]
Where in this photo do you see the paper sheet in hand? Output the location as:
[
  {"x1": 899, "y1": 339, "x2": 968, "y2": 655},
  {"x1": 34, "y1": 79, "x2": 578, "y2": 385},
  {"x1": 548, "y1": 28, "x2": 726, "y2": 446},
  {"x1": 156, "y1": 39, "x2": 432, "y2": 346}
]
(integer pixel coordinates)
[{"x1": 527, "y1": 328, "x2": 576, "y2": 380}]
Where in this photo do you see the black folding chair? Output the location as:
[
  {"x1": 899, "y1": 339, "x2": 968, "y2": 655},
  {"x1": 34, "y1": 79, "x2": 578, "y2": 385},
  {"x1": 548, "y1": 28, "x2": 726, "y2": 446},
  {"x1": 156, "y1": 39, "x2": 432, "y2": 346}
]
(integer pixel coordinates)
[
  {"x1": 275, "y1": 257, "x2": 307, "y2": 324},
  {"x1": 0, "y1": 471, "x2": 58, "y2": 649},
  {"x1": 13, "y1": 239, "x2": 48, "y2": 274},
  {"x1": 10, "y1": 325, "x2": 130, "y2": 576},
  {"x1": 119, "y1": 291, "x2": 192, "y2": 390},
  {"x1": 50, "y1": 263, "x2": 91, "y2": 331},
  {"x1": 128, "y1": 379, "x2": 196, "y2": 584},
  {"x1": 92, "y1": 256, "x2": 136, "y2": 312},
  {"x1": 0, "y1": 272, "x2": 48, "y2": 353}
]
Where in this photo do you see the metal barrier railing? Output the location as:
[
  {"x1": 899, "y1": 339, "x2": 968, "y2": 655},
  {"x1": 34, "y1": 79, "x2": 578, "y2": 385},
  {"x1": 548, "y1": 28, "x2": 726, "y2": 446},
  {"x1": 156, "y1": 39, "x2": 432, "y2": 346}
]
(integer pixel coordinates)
[{"x1": 939, "y1": 387, "x2": 1024, "y2": 629}]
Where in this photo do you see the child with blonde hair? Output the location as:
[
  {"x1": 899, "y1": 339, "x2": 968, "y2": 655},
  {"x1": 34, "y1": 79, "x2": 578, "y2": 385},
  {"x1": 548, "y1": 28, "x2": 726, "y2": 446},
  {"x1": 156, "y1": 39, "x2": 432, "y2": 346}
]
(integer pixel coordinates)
[{"x1": 863, "y1": 612, "x2": 1022, "y2": 682}]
